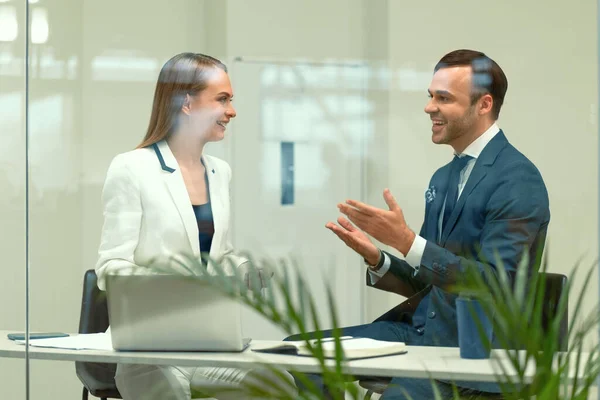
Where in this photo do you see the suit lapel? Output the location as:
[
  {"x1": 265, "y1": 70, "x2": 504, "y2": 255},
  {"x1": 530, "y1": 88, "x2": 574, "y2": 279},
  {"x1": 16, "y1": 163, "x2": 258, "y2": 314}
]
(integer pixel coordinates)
[
  {"x1": 154, "y1": 141, "x2": 200, "y2": 257},
  {"x1": 440, "y1": 165, "x2": 486, "y2": 245},
  {"x1": 425, "y1": 169, "x2": 450, "y2": 243},
  {"x1": 440, "y1": 131, "x2": 509, "y2": 245},
  {"x1": 202, "y1": 156, "x2": 223, "y2": 259}
]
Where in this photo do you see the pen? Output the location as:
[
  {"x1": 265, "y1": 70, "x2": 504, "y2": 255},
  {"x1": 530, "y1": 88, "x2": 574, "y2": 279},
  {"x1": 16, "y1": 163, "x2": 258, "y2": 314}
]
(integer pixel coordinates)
[{"x1": 316, "y1": 336, "x2": 354, "y2": 343}]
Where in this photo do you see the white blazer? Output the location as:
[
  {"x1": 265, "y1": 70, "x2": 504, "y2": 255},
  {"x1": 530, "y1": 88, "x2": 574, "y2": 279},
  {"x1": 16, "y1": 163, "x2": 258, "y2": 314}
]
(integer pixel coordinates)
[{"x1": 95, "y1": 140, "x2": 246, "y2": 290}]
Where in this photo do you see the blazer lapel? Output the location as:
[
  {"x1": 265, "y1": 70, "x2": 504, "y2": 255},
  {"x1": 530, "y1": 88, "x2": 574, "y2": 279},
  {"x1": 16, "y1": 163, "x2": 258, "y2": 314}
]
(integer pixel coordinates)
[
  {"x1": 440, "y1": 165, "x2": 487, "y2": 245},
  {"x1": 153, "y1": 141, "x2": 200, "y2": 257},
  {"x1": 440, "y1": 131, "x2": 509, "y2": 245},
  {"x1": 202, "y1": 156, "x2": 224, "y2": 259}
]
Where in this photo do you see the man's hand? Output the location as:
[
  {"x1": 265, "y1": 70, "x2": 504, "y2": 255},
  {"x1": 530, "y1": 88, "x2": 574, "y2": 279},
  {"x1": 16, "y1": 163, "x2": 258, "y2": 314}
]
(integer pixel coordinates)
[
  {"x1": 325, "y1": 217, "x2": 381, "y2": 265},
  {"x1": 338, "y1": 188, "x2": 416, "y2": 256}
]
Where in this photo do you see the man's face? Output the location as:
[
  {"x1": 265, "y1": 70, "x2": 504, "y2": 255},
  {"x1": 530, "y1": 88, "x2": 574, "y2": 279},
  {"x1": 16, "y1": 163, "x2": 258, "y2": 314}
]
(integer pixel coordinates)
[{"x1": 424, "y1": 66, "x2": 479, "y2": 148}]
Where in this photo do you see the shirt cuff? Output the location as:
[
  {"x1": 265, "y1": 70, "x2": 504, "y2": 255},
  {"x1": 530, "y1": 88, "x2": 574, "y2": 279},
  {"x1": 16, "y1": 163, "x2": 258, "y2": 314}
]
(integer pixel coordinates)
[
  {"x1": 405, "y1": 235, "x2": 426, "y2": 270},
  {"x1": 367, "y1": 253, "x2": 391, "y2": 285}
]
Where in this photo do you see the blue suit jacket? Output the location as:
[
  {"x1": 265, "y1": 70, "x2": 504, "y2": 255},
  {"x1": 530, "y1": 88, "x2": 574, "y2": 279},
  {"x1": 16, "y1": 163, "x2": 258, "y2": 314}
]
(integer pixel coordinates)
[{"x1": 369, "y1": 131, "x2": 550, "y2": 392}]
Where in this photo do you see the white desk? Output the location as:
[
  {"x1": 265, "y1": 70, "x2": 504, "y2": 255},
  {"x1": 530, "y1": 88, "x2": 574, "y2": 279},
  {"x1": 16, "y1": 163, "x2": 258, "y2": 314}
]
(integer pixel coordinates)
[{"x1": 0, "y1": 331, "x2": 581, "y2": 384}]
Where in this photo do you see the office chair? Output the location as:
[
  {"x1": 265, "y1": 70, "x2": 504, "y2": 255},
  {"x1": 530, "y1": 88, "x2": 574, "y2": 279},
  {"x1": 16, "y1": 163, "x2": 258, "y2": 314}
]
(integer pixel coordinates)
[
  {"x1": 358, "y1": 272, "x2": 569, "y2": 400},
  {"x1": 74, "y1": 270, "x2": 216, "y2": 399},
  {"x1": 75, "y1": 269, "x2": 122, "y2": 400}
]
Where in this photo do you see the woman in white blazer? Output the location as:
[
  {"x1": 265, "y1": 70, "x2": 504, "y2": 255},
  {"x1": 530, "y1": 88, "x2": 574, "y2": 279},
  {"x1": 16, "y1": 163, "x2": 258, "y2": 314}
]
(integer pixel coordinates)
[{"x1": 95, "y1": 53, "x2": 287, "y2": 400}]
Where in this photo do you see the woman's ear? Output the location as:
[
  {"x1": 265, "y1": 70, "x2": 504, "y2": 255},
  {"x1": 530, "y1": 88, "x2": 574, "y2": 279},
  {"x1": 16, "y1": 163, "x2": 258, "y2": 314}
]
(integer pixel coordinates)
[{"x1": 182, "y1": 94, "x2": 193, "y2": 115}]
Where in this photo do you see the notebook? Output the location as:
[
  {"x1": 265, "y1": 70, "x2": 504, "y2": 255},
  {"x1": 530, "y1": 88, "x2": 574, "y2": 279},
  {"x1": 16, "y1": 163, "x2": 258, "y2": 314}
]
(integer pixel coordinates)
[{"x1": 252, "y1": 336, "x2": 407, "y2": 360}]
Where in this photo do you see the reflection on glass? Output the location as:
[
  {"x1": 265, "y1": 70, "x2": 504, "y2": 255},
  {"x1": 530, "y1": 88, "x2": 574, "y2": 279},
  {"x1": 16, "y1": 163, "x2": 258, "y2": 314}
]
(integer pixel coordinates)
[
  {"x1": 259, "y1": 63, "x2": 368, "y2": 192},
  {"x1": 91, "y1": 50, "x2": 159, "y2": 82},
  {"x1": 31, "y1": 8, "x2": 48, "y2": 44},
  {"x1": 230, "y1": 60, "x2": 368, "y2": 341},
  {"x1": 0, "y1": 91, "x2": 23, "y2": 190},
  {"x1": 0, "y1": 6, "x2": 17, "y2": 42}
]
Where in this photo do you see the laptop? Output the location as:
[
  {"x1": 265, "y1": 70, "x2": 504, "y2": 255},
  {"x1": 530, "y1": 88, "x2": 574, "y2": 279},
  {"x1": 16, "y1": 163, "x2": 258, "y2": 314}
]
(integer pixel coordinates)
[{"x1": 106, "y1": 273, "x2": 251, "y2": 352}]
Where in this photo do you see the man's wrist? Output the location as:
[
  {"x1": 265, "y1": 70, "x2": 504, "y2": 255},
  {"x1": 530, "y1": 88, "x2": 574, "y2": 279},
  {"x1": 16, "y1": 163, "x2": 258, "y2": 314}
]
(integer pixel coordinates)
[
  {"x1": 397, "y1": 228, "x2": 416, "y2": 257},
  {"x1": 365, "y1": 249, "x2": 384, "y2": 271}
]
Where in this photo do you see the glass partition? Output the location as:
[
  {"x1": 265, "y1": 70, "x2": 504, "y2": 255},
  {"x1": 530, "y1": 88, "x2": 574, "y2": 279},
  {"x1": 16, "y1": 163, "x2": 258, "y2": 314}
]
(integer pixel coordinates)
[
  {"x1": 0, "y1": 0, "x2": 27, "y2": 397},
  {"x1": 6, "y1": 0, "x2": 599, "y2": 398}
]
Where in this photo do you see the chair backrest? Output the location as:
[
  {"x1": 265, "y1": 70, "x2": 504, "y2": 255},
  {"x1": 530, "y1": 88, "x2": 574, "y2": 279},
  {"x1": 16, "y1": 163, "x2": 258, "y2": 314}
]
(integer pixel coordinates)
[
  {"x1": 75, "y1": 269, "x2": 120, "y2": 398},
  {"x1": 538, "y1": 272, "x2": 568, "y2": 351},
  {"x1": 78, "y1": 269, "x2": 110, "y2": 334}
]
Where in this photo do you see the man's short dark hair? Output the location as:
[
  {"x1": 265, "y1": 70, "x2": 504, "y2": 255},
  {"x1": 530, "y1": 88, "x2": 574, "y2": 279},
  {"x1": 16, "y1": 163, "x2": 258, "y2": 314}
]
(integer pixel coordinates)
[{"x1": 435, "y1": 49, "x2": 508, "y2": 120}]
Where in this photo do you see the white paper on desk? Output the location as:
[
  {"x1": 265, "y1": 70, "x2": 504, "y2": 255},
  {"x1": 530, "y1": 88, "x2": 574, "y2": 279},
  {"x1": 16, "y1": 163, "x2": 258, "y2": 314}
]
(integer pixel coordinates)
[{"x1": 15, "y1": 333, "x2": 113, "y2": 351}]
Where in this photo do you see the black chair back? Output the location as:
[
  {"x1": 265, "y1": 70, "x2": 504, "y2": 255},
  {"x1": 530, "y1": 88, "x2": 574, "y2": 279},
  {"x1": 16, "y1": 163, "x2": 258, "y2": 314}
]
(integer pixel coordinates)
[
  {"x1": 539, "y1": 272, "x2": 568, "y2": 351},
  {"x1": 75, "y1": 269, "x2": 121, "y2": 400}
]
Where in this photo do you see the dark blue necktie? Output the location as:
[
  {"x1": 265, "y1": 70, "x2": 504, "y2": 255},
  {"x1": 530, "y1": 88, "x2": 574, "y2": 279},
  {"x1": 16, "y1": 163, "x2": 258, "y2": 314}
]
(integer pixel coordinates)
[{"x1": 442, "y1": 155, "x2": 473, "y2": 230}]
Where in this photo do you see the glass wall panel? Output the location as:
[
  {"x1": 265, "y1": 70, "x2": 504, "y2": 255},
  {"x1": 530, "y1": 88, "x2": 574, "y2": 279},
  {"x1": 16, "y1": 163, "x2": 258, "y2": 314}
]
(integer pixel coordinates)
[
  {"x1": 0, "y1": 0, "x2": 27, "y2": 397},
  {"x1": 17, "y1": 0, "x2": 600, "y2": 398}
]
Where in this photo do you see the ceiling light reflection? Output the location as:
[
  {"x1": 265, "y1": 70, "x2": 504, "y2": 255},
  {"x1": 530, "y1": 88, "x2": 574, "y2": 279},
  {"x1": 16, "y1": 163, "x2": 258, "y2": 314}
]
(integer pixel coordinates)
[
  {"x1": 0, "y1": 6, "x2": 17, "y2": 42},
  {"x1": 31, "y1": 7, "x2": 48, "y2": 44}
]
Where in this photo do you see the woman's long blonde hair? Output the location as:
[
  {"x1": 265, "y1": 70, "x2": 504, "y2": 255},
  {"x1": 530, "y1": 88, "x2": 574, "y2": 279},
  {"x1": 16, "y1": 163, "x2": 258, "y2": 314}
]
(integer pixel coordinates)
[{"x1": 137, "y1": 53, "x2": 227, "y2": 149}]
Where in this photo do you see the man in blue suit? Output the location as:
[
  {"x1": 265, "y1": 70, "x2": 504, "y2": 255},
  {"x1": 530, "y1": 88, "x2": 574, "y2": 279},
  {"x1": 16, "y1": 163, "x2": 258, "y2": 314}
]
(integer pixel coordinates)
[{"x1": 323, "y1": 49, "x2": 550, "y2": 399}]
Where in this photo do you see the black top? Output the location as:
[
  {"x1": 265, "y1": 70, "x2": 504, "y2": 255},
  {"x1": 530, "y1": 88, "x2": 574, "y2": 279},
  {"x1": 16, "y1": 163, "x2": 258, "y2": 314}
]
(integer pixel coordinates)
[
  {"x1": 192, "y1": 171, "x2": 214, "y2": 254},
  {"x1": 192, "y1": 202, "x2": 214, "y2": 254}
]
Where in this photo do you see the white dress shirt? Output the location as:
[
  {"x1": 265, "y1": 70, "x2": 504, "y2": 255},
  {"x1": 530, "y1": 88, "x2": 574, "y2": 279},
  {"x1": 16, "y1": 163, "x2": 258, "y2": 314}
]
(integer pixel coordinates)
[{"x1": 368, "y1": 123, "x2": 500, "y2": 283}]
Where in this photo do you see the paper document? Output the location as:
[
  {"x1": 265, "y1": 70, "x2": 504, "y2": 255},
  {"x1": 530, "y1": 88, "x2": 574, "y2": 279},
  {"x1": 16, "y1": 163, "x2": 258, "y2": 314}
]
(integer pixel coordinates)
[{"x1": 16, "y1": 333, "x2": 113, "y2": 351}]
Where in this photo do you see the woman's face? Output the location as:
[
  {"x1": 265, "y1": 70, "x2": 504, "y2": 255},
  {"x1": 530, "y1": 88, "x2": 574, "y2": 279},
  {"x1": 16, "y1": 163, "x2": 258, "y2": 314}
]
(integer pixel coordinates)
[{"x1": 185, "y1": 67, "x2": 236, "y2": 142}]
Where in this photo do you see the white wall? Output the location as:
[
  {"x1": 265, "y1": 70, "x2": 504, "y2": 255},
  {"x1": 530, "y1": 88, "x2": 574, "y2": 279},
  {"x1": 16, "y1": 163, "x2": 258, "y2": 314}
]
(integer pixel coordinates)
[{"x1": 0, "y1": 0, "x2": 597, "y2": 397}]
